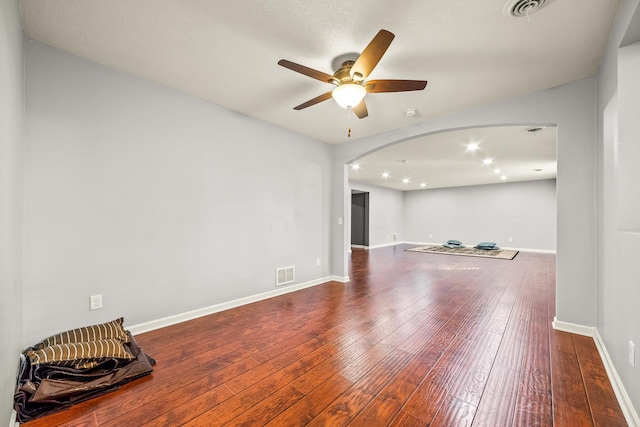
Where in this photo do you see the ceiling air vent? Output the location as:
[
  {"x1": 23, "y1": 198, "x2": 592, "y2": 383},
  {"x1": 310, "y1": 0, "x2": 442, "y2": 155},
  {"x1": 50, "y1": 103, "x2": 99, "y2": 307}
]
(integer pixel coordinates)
[{"x1": 505, "y1": 0, "x2": 546, "y2": 17}]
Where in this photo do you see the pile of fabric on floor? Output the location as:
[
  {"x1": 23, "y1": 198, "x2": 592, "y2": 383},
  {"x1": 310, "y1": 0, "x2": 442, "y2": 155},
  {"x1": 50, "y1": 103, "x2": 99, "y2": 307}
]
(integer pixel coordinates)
[
  {"x1": 474, "y1": 241, "x2": 500, "y2": 250},
  {"x1": 442, "y1": 239, "x2": 464, "y2": 249},
  {"x1": 14, "y1": 317, "x2": 154, "y2": 423}
]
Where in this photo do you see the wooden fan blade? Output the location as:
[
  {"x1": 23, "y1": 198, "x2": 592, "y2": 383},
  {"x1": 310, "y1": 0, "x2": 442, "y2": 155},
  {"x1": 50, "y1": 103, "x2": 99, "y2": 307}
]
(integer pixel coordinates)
[
  {"x1": 278, "y1": 59, "x2": 336, "y2": 84},
  {"x1": 352, "y1": 99, "x2": 368, "y2": 119},
  {"x1": 350, "y1": 29, "x2": 395, "y2": 80},
  {"x1": 365, "y1": 79, "x2": 428, "y2": 93},
  {"x1": 293, "y1": 92, "x2": 333, "y2": 110}
]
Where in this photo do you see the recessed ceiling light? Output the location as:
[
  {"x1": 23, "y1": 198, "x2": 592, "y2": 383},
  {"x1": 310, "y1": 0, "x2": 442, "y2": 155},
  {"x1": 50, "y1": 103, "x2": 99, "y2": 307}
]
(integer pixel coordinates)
[
  {"x1": 351, "y1": 163, "x2": 360, "y2": 170},
  {"x1": 405, "y1": 108, "x2": 417, "y2": 117},
  {"x1": 382, "y1": 172, "x2": 390, "y2": 178},
  {"x1": 466, "y1": 143, "x2": 479, "y2": 151},
  {"x1": 493, "y1": 168, "x2": 502, "y2": 174},
  {"x1": 420, "y1": 182, "x2": 427, "y2": 188},
  {"x1": 402, "y1": 178, "x2": 410, "y2": 184},
  {"x1": 500, "y1": 175, "x2": 508, "y2": 180},
  {"x1": 483, "y1": 158, "x2": 493, "y2": 165}
]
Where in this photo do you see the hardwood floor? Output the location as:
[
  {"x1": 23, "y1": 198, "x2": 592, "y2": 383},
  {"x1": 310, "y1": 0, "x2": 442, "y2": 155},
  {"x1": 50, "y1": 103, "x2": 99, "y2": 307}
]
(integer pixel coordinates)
[{"x1": 22, "y1": 245, "x2": 627, "y2": 426}]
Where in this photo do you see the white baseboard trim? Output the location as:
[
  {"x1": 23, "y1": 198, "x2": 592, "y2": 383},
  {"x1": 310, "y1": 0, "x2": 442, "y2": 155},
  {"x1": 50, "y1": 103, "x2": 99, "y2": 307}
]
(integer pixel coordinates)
[
  {"x1": 366, "y1": 242, "x2": 404, "y2": 249},
  {"x1": 552, "y1": 318, "x2": 639, "y2": 426},
  {"x1": 552, "y1": 317, "x2": 596, "y2": 336},
  {"x1": 502, "y1": 246, "x2": 556, "y2": 254},
  {"x1": 593, "y1": 329, "x2": 640, "y2": 427},
  {"x1": 9, "y1": 409, "x2": 17, "y2": 427},
  {"x1": 350, "y1": 242, "x2": 405, "y2": 250},
  {"x1": 128, "y1": 275, "x2": 340, "y2": 336}
]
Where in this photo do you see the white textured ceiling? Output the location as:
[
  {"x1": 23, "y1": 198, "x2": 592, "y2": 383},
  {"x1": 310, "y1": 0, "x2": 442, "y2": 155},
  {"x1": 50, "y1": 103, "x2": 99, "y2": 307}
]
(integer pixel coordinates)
[{"x1": 19, "y1": 0, "x2": 620, "y2": 189}]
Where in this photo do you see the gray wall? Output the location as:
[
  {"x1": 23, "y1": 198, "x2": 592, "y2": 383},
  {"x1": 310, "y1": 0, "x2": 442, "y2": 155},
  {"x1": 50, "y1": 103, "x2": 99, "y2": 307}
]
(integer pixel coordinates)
[
  {"x1": 0, "y1": 0, "x2": 24, "y2": 423},
  {"x1": 23, "y1": 41, "x2": 333, "y2": 345},
  {"x1": 349, "y1": 182, "x2": 404, "y2": 248},
  {"x1": 349, "y1": 179, "x2": 555, "y2": 251},
  {"x1": 333, "y1": 78, "x2": 597, "y2": 328},
  {"x1": 404, "y1": 179, "x2": 556, "y2": 251},
  {"x1": 596, "y1": 0, "x2": 640, "y2": 413}
]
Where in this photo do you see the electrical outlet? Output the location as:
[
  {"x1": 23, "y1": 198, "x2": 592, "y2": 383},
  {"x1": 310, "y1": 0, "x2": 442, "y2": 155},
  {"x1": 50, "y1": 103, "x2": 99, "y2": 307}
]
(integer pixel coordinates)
[
  {"x1": 90, "y1": 294, "x2": 102, "y2": 311},
  {"x1": 392, "y1": 233, "x2": 397, "y2": 241},
  {"x1": 316, "y1": 258, "x2": 321, "y2": 266},
  {"x1": 630, "y1": 340, "x2": 635, "y2": 367},
  {"x1": 429, "y1": 234, "x2": 433, "y2": 239},
  {"x1": 508, "y1": 237, "x2": 513, "y2": 242}
]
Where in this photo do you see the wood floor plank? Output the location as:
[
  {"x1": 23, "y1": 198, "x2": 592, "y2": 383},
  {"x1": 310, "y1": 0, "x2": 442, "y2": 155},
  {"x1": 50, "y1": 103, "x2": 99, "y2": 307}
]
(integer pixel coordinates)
[
  {"x1": 572, "y1": 335, "x2": 627, "y2": 427},
  {"x1": 223, "y1": 333, "x2": 342, "y2": 394},
  {"x1": 136, "y1": 384, "x2": 234, "y2": 427},
  {"x1": 223, "y1": 384, "x2": 305, "y2": 426},
  {"x1": 55, "y1": 412, "x2": 99, "y2": 427},
  {"x1": 100, "y1": 378, "x2": 234, "y2": 427},
  {"x1": 389, "y1": 410, "x2": 427, "y2": 426},
  {"x1": 95, "y1": 356, "x2": 259, "y2": 424},
  {"x1": 289, "y1": 338, "x2": 378, "y2": 394},
  {"x1": 399, "y1": 284, "x2": 508, "y2": 423},
  {"x1": 306, "y1": 348, "x2": 413, "y2": 426},
  {"x1": 179, "y1": 381, "x2": 277, "y2": 426},
  {"x1": 400, "y1": 336, "x2": 475, "y2": 423},
  {"x1": 448, "y1": 332, "x2": 503, "y2": 407},
  {"x1": 550, "y1": 330, "x2": 594, "y2": 426},
  {"x1": 470, "y1": 366, "x2": 519, "y2": 427},
  {"x1": 20, "y1": 247, "x2": 626, "y2": 427},
  {"x1": 267, "y1": 374, "x2": 354, "y2": 426},
  {"x1": 512, "y1": 368, "x2": 553, "y2": 427},
  {"x1": 287, "y1": 294, "x2": 430, "y2": 396},
  {"x1": 22, "y1": 407, "x2": 99, "y2": 427},
  {"x1": 20, "y1": 403, "x2": 97, "y2": 427},
  {"x1": 349, "y1": 347, "x2": 445, "y2": 426},
  {"x1": 430, "y1": 395, "x2": 476, "y2": 427}
]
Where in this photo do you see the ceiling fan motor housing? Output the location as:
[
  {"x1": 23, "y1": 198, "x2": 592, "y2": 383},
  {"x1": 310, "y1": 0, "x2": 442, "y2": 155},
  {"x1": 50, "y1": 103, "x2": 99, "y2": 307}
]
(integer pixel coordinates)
[{"x1": 333, "y1": 60, "x2": 359, "y2": 84}]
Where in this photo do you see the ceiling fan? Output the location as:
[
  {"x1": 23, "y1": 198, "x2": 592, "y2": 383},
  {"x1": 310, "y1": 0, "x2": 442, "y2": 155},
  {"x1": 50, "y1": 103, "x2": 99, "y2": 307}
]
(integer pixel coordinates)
[{"x1": 278, "y1": 29, "x2": 428, "y2": 120}]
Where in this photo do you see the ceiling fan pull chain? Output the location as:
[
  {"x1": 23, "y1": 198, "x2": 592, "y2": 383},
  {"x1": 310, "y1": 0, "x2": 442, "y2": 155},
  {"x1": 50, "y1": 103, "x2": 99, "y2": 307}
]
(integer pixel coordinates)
[{"x1": 348, "y1": 108, "x2": 352, "y2": 138}]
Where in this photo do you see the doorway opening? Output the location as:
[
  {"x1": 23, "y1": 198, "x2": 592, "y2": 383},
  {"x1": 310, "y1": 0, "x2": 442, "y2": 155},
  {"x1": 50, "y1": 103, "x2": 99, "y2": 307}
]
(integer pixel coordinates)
[{"x1": 351, "y1": 190, "x2": 369, "y2": 248}]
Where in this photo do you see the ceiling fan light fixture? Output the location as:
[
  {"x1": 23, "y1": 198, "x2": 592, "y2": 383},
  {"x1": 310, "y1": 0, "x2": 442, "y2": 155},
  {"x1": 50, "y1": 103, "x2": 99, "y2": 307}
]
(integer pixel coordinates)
[
  {"x1": 332, "y1": 84, "x2": 366, "y2": 109},
  {"x1": 279, "y1": 30, "x2": 427, "y2": 125}
]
